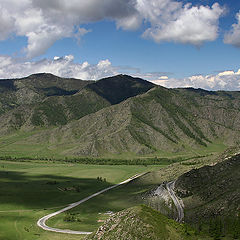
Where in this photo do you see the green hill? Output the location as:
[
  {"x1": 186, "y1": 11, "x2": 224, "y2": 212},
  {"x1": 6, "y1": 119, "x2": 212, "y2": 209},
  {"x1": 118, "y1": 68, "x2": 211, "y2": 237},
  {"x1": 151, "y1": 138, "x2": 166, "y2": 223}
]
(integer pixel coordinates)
[
  {"x1": 175, "y1": 154, "x2": 240, "y2": 220},
  {"x1": 11, "y1": 85, "x2": 240, "y2": 157},
  {"x1": 0, "y1": 74, "x2": 155, "y2": 132},
  {"x1": 175, "y1": 154, "x2": 240, "y2": 238},
  {"x1": 86, "y1": 205, "x2": 203, "y2": 240}
]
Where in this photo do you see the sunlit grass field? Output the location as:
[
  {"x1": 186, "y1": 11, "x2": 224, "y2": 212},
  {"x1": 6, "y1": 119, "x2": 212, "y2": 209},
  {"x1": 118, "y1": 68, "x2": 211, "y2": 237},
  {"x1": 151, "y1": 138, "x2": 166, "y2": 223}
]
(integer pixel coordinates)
[
  {"x1": 0, "y1": 140, "x2": 227, "y2": 240},
  {"x1": 0, "y1": 160, "x2": 162, "y2": 240}
]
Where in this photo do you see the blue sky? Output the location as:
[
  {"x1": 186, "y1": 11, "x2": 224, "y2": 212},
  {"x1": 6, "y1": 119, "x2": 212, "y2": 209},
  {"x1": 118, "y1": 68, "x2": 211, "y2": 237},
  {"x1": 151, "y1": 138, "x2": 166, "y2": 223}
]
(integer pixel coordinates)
[{"x1": 0, "y1": 0, "x2": 240, "y2": 90}]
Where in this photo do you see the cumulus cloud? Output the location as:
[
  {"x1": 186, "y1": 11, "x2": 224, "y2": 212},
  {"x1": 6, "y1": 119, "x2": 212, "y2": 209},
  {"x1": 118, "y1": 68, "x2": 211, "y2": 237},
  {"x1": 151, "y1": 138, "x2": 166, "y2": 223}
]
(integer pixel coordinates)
[
  {"x1": 0, "y1": 0, "x2": 138, "y2": 58},
  {"x1": 25, "y1": 25, "x2": 72, "y2": 59},
  {"x1": 0, "y1": 55, "x2": 118, "y2": 80},
  {"x1": 144, "y1": 75, "x2": 169, "y2": 86},
  {"x1": 218, "y1": 70, "x2": 235, "y2": 76},
  {"x1": 0, "y1": 6, "x2": 15, "y2": 40},
  {"x1": 0, "y1": 0, "x2": 225, "y2": 58},
  {"x1": 138, "y1": 1, "x2": 224, "y2": 45},
  {"x1": 151, "y1": 70, "x2": 240, "y2": 91},
  {"x1": 224, "y1": 11, "x2": 240, "y2": 47}
]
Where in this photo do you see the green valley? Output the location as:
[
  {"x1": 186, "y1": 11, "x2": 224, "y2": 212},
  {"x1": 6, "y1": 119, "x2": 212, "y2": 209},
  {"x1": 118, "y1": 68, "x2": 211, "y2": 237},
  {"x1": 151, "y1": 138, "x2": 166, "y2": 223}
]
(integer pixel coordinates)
[{"x1": 0, "y1": 73, "x2": 239, "y2": 240}]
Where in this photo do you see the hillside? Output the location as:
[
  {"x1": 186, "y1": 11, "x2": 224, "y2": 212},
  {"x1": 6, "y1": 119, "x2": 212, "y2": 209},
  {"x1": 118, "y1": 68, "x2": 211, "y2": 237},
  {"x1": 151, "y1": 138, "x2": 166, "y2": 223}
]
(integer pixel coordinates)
[
  {"x1": 87, "y1": 74, "x2": 154, "y2": 104},
  {"x1": 0, "y1": 73, "x2": 240, "y2": 157},
  {"x1": 173, "y1": 154, "x2": 240, "y2": 238},
  {"x1": 0, "y1": 73, "x2": 92, "y2": 115},
  {"x1": 0, "y1": 74, "x2": 154, "y2": 133},
  {"x1": 175, "y1": 154, "x2": 240, "y2": 221},
  {"x1": 86, "y1": 205, "x2": 202, "y2": 240}
]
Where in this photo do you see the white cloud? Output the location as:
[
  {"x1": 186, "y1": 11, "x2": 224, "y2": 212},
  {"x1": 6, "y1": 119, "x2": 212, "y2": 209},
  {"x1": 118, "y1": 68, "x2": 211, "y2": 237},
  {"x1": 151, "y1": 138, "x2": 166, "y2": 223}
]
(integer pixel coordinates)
[
  {"x1": 75, "y1": 27, "x2": 92, "y2": 43},
  {"x1": 151, "y1": 69, "x2": 240, "y2": 91},
  {"x1": 138, "y1": 1, "x2": 224, "y2": 45},
  {"x1": 97, "y1": 59, "x2": 112, "y2": 69},
  {"x1": 25, "y1": 25, "x2": 72, "y2": 59},
  {"x1": 0, "y1": 7, "x2": 15, "y2": 40},
  {"x1": 0, "y1": 55, "x2": 118, "y2": 80},
  {"x1": 224, "y1": 11, "x2": 240, "y2": 47},
  {"x1": 218, "y1": 70, "x2": 235, "y2": 76},
  {"x1": 116, "y1": 14, "x2": 142, "y2": 30},
  {"x1": 159, "y1": 76, "x2": 169, "y2": 80},
  {"x1": 0, "y1": 0, "x2": 138, "y2": 58},
  {"x1": 0, "y1": 0, "x2": 225, "y2": 58}
]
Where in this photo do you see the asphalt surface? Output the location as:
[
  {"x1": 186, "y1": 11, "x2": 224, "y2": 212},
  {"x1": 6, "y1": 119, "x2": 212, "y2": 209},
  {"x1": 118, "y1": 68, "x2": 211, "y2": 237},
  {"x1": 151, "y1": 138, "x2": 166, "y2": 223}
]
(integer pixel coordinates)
[
  {"x1": 166, "y1": 181, "x2": 184, "y2": 222},
  {"x1": 37, "y1": 173, "x2": 146, "y2": 235}
]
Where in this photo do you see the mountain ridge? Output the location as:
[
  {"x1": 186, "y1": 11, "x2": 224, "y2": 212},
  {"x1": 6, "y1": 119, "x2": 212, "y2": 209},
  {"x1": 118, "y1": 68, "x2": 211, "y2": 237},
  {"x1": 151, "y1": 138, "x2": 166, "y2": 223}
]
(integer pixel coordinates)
[{"x1": 0, "y1": 73, "x2": 240, "y2": 157}]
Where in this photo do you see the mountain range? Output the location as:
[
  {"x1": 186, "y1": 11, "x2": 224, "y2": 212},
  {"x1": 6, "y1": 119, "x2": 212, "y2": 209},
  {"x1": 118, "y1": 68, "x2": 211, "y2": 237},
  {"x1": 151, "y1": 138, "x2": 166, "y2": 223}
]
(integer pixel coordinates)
[{"x1": 0, "y1": 73, "x2": 240, "y2": 157}]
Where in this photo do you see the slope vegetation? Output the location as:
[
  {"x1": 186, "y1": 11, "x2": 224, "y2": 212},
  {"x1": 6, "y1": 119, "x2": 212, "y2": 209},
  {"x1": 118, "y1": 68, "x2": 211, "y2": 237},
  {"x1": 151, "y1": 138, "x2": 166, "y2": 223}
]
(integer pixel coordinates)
[
  {"x1": 86, "y1": 205, "x2": 201, "y2": 240},
  {"x1": 87, "y1": 74, "x2": 154, "y2": 104},
  {"x1": 0, "y1": 74, "x2": 240, "y2": 157},
  {"x1": 0, "y1": 73, "x2": 91, "y2": 114},
  {"x1": 175, "y1": 154, "x2": 240, "y2": 221},
  {"x1": 174, "y1": 154, "x2": 240, "y2": 238},
  {"x1": 0, "y1": 74, "x2": 154, "y2": 133},
  {"x1": 17, "y1": 85, "x2": 240, "y2": 156}
]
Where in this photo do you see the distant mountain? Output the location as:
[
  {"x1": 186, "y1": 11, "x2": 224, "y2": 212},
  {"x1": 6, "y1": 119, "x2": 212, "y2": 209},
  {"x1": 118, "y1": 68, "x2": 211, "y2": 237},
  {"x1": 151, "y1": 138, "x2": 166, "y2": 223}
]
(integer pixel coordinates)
[
  {"x1": 0, "y1": 74, "x2": 154, "y2": 130},
  {"x1": 0, "y1": 73, "x2": 240, "y2": 157},
  {"x1": 87, "y1": 74, "x2": 154, "y2": 104},
  {"x1": 0, "y1": 73, "x2": 92, "y2": 115}
]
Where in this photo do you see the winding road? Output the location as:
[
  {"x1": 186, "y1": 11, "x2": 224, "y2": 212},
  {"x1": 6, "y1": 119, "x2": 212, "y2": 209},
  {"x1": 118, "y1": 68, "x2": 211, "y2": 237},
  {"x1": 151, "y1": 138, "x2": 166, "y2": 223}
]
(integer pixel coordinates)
[
  {"x1": 166, "y1": 181, "x2": 184, "y2": 222},
  {"x1": 37, "y1": 173, "x2": 146, "y2": 235}
]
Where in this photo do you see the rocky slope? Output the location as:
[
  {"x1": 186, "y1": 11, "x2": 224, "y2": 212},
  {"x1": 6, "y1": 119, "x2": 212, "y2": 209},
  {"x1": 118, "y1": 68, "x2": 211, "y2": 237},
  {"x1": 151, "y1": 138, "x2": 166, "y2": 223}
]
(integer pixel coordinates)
[
  {"x1": 15, "y1": 86, "x2": 240, "y2": 156},
  {"x1": 0, "y1": 74, "x2": 153, "y2": 133},
  {"x1": 0, "y1": 73, "x2": 92, "y2": 114},
  {"x1": 175, "y1": 154, "x2": 240, "y2": 222},
  {"x1": 0, "y1": 73, "x2": 240, "y2": 157},
  {"x1": 86, "y1": 205, "x2": 200, "y2": 240}
]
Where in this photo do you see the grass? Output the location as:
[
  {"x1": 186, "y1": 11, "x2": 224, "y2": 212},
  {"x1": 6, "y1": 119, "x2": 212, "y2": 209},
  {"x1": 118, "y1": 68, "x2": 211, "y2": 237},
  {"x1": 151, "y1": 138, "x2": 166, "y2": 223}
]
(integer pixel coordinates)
[
  {"x1": 0, "y1": 160, "x2": 162, "y2": 240},
  {"x1": 47, "y1": 177, "x2": 152, "y2": 232},
  {"x1": 0, "y1": 144, "x2": 229, "y2": 240},
  {"x1": 0, "y1": 129, "x2": 227, "y2": 162},
  {"x1": 0, "y1": 117, "x2": 230, "y2": 164},
  {"x1": 0, "y1": 130, "x2": 62, "y2": 159},
  {"x1": 86, "y1": 205, "x2": 210, "y2": 240},
  {"x1": 46, "y1": 152, "x2": 224, "y2": 236}
]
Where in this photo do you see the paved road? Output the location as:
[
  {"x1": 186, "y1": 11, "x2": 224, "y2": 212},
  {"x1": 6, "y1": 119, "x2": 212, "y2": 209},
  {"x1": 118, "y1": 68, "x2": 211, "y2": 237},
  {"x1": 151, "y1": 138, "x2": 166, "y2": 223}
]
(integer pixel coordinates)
[
  {"x1": 37, "y1": 173, "x2": 146, "y2": 235},
  {"x1": 166, "y1": 181, "x2": 184, "y2": 222}
]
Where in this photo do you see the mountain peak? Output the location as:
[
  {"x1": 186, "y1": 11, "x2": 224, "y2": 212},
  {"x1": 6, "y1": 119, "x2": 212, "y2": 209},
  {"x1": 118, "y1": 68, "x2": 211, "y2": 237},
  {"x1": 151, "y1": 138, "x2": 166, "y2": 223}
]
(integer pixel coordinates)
[
  {"x1": 87, "y1": 74, "x2": 155, "y2": 104},
  {"x1": 28, "y1": 72, "x2": 57, "y2": 78}
]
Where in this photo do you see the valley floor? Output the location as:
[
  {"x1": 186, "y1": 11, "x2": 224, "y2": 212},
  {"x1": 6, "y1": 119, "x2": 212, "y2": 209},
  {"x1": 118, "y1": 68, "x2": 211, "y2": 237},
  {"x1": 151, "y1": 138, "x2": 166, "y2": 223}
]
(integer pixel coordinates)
[
  {"x1": 0, "y1": 160, "x2": 160, "y2": 240},
  {"x1": 0, "y1": 148, "x2": 236, "y2": 240}
]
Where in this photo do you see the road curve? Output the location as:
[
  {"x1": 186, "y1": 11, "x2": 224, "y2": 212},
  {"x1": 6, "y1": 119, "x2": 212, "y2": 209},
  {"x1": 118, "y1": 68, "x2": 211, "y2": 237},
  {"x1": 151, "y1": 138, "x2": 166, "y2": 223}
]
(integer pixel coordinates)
[
  {"x1": 37, "y1": 173, "x2": 147, "y2": 235},
  {"x1": 166, "y1": 181, "x2": 184, "y2": 222}
]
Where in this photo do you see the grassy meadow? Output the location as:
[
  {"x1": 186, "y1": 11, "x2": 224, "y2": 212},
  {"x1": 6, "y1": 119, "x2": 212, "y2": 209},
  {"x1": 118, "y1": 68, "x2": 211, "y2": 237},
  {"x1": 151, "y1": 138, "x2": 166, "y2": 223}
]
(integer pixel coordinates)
[
  {"x1": 0, "y1": 160, "x2": 162, "y2": 240},
  {"x1": 0, "y1": 142, "x2": 228, "y2": 240}
]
